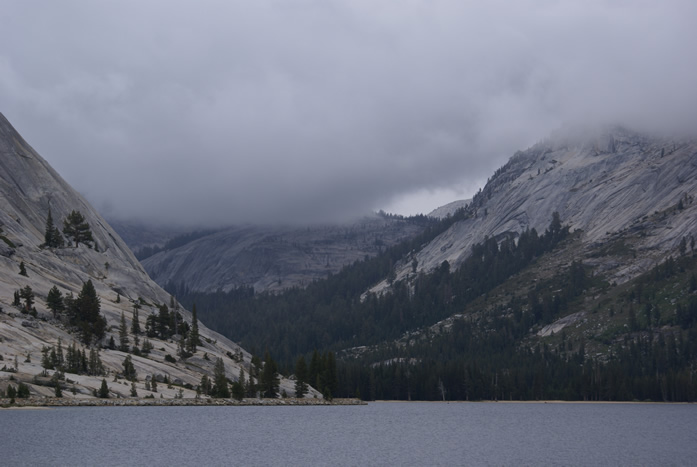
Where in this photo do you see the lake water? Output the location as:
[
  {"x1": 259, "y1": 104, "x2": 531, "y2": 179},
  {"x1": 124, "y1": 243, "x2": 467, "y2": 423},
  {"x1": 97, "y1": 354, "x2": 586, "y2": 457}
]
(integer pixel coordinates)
[{"x1": 2, "y1": 402, "x2": 696, "y2": 466}]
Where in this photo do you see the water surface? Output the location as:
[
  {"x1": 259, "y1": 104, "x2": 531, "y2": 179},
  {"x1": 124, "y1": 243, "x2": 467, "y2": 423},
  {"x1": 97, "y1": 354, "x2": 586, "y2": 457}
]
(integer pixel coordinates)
[{"x1": 2, "y1": 402, "x2": 695, "y2": 466}]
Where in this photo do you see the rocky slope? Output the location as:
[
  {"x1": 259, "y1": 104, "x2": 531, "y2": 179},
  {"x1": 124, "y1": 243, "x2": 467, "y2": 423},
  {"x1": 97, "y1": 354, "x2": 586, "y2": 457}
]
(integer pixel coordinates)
[
  {"x1": 139, "y1": 216, "x2": 426, "y2": 293},
  {"x1": 0, "y1": 113, "x2": 308, "y2": 401},
  {"x1": 372, "y1": 126, "x2": 697, "y2": 293}
]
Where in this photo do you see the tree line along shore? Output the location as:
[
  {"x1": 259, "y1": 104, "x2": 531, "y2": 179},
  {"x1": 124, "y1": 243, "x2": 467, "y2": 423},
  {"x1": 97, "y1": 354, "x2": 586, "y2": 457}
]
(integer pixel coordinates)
[{"x1": 0, "y1": 396, "x2": 365, "y2": 408}]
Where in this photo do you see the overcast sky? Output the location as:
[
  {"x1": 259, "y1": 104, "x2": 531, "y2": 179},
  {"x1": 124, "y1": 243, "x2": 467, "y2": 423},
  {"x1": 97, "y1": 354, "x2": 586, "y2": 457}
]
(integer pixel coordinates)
[{"x1": 2, "y1": 1, "x2": 696, "y2": 226}]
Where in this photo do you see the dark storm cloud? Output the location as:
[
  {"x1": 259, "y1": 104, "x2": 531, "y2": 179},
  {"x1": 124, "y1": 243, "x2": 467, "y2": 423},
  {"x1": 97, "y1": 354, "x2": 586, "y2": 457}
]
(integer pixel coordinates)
[{"x1": 2, "y1": 0, "x2": 696, "y2": 225}]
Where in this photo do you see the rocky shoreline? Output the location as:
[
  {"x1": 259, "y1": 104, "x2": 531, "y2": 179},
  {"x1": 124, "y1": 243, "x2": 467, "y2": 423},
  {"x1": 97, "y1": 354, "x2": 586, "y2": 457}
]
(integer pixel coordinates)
[{"x1": 0, "y1": 397, "x2": 366, "y2": 408}]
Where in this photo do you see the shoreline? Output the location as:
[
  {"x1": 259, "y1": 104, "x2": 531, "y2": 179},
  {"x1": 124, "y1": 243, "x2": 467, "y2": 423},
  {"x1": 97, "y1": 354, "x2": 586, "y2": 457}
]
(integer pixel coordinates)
[
  {"x1": 4, "y1": 398, "x2": 692, "y2": 408},
  {"x1": 0, "y1": 397, "x2": 366, "y2": 408},
  {"x1": 372, "y1": 399, "x2": 695, "y2": 404}
]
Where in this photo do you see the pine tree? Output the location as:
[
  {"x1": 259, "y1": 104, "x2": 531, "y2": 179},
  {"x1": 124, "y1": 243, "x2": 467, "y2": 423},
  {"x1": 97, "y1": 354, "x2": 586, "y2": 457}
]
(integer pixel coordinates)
[
  {"x1": 62, "y1": 210, "x2": 94, "y2": 248},
  {"x1": 232, "y1": 368, "x2": 246, "y2": 401},
  {"x1": 250, "y1": 355, "x2": 262, "y2": 379},
  {"x1": 260, "y1": 351, "x2": 280, "y2": 398},
  {"x1": 141, "y1": 338, "x2": 153, "y2": 355},
  {"x1": 212, "y1": 357, "x2": 230, "y2": 398},
  {"x1": 44, "y1": 208, "x2": 64, "y2": 248},
  {"x1": 178, "y1": 333, "x2": 189, "y2": 358},
  {"x1": 49, "y1": 348, "x2": 58, "y2": 369},
  {"x1": 145, "y1": 313, "x2": 157, "y2": 338},
  {"x1": 41, "y1": 346, "x2": 54, "y2": 371},
  {"x1": 118, "y1": 312, "x2": 129, "y2": 352},
  {"x1": 246, "y1": 373, "x2": 257, "y2": 398},
  {"x1": 309, "y1": 350, "x2": 321, "y2": 390},
  {"x1": 199, "y1": 374, "x2": 210, "y2": 396},
  {"x1": 122, "y1": 355, "x2": 137, "y2": 381},
  {"x1": 131, "y1": 303, "x2": 141, "y2": 343},
  {"x1": 294, "y1": 355, "x2": 309, "y2": 398},
  {"x1": 156, "y1": 303, "x2": 170, "y2": 338},
  {"x1": 88, "y1": 346, "x2": 104, "y2": 376},
  {"x1": 187, "y1": 304, "x2": 200, "y2": 353},
  {"x1": 323, "y1": 351, "x2": 338, "y2": 399},
  {"x1": 629, "y1": 304, "x2": 639, "y2": 332},
  {"x1": 69, "y1": 280, "x2": 106, "y2": 344},
  {"x1": 19, "y1": 285, "x2": 34, "y2": 312},
  {"x1": 46, "y1": 285, "x2": 65, "y2": 318},
  {"x1": 79, "y1": 348, "x2": 88, "y2": 374},
  {"x1": 44, "y1": 207, "x2": 55, "y2": 246},
  {"x1": 19, "y1": 261, "x2": 27, "y2": 276},
  {"x1": 98, "y1": 379, "x2": 110, "y2": 398},
  {"x1": 65, "y1": 342, "x2": 80, "y2": 373},
  {"x1": 16, "y1": 383, "x2": 30, "y2": 398},
  {"x1": 6, "y1": 384, "x2": 16, "y2": 403},
  {"x1": 55, "y1": 337, "x2": 65, "y2": 370}
]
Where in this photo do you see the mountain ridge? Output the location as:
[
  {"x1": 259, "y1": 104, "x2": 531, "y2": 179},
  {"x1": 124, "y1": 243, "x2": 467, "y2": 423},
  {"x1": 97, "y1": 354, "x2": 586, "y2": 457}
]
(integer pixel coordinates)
[
  {"x1": 136, "y1": 215, "x2": 430, "y2": 293},
  {"x1": 369, "y1": 126, "x2": 697, "y2": 295}
]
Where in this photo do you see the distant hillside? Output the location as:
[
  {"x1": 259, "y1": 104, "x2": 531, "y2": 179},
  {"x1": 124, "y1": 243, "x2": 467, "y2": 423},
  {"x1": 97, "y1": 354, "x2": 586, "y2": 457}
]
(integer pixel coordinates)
[{"x1": 139, "y1": 214, "x2": 431, "y2": 293}]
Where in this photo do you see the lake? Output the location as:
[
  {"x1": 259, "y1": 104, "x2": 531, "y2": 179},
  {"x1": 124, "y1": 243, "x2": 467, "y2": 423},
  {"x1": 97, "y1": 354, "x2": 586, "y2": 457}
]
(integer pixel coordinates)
[{"x1": 2, "y1": 402, "x2": 696, "y2": 466}]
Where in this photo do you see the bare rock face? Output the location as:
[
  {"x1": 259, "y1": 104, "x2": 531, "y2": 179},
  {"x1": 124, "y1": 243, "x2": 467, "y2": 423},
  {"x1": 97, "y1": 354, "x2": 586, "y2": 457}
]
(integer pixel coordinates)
[
  {"x1": 0, "y1": 113, "x2": 307, "y2": 400},
  {"x1": 373, "y1": 127, "x2": 697, "y2": 292}
]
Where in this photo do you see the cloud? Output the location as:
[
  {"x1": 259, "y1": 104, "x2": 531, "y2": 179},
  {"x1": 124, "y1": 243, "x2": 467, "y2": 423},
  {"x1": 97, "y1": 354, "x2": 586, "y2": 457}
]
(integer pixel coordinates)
[{"x1": 2, "y1": 0, "x2": 696, "y2": 226}]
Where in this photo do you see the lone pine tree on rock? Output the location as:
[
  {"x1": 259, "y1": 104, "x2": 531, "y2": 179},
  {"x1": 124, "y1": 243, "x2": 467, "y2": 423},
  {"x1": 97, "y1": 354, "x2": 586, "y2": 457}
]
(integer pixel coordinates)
[
  {"x1": 63, "y1": 210, "x2": 94, "y2": 247},
  {"x1": 46, "y1": 285, "x2": 65, "y2": 318}
]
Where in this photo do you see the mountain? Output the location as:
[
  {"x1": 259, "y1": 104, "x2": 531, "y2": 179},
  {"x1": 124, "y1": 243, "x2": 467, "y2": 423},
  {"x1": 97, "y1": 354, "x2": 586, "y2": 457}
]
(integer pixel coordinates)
[
  {"x1": 0, "y1": 113, "x2": 307, "y2": 401},
  {"x1": 180, "y1": 125, "x2": 697, "y2": 401},
  {"x1": 370, "y1": 126, "x2": 697, "y2": 294},
  {"x1": 133, "y1": 215, "x2": 429, "y2": 294}
]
